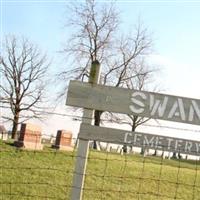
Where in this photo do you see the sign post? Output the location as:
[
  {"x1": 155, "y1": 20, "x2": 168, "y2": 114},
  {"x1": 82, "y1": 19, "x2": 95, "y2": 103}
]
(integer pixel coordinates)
[{"x1": 70, "y1": 61, "x2": 101, "y2": 200}]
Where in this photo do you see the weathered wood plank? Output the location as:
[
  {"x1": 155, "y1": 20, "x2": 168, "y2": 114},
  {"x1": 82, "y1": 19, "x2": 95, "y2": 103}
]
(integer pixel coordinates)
[
  {"x1": 66, "y1": 80, "x2": 200, "y2": 126},
  {"x1": 79, "y1": 123, "x2": 200, "y2": 156},
  {"x1": 71, "y1": 110, "x2": 93, "y2": 200},
  {"x1": 70, "y1": 61, "x2": 101, "y2": 200}
]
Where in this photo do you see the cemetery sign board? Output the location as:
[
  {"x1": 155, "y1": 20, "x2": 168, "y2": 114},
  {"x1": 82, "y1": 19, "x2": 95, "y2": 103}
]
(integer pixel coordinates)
[
  {"x1": 79, "y1": 123, "x2": 200, "y2": 156},
  {"x1": 67, "y1": 80, "x2": 200, "y2": 126},
  {"x1": 66, "y1": 79, "x2": 200, "y2": 200}
]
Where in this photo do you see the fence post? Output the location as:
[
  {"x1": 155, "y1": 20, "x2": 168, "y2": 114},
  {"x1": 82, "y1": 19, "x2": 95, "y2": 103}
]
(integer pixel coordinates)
[{"x1": 70, "y1": 60, "x2": 101, "y2": 200}]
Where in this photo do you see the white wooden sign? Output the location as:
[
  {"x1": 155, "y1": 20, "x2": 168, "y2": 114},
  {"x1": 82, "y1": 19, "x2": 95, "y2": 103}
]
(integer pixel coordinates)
[
  {"x1": 67, "y1": 80, "x2": 200, "y2": 126},
  {"x1": 79, "y1": 123, "x2": 200, "y2": 156}
]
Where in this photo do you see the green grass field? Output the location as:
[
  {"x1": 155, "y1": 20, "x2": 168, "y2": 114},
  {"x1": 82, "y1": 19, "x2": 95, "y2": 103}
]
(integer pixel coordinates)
[{"x1": 0, "y1": 140, "x2": 200, "y2": 200}]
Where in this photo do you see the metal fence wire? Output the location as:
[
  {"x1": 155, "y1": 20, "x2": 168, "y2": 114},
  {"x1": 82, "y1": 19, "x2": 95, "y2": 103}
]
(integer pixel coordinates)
[
  {"x1": 83, "y1": 146, "x2": 200, "y2": 200},
  {"x1": 0, "y1": 136, "x2": 75, "y2": 200},
  {"x1": 0, "y1": 119, "x2": 200, "y2": 200}
]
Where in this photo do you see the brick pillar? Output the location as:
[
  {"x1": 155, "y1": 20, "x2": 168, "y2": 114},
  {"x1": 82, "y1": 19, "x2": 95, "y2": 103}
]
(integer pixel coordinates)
[{"x1": 14, "y1": 123, "x2": 43, "y2": 150}]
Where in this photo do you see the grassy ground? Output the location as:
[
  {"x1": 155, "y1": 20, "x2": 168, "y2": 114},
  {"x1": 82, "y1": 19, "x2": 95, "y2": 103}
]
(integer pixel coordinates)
[{"x1": 0, "y1": 140, "x2": 200, "y2": 200}]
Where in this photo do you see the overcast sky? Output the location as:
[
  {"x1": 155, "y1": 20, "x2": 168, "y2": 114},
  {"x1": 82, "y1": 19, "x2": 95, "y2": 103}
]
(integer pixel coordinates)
[{"x1": 1, "y1": 0, "x2": 200, "y2": 139}]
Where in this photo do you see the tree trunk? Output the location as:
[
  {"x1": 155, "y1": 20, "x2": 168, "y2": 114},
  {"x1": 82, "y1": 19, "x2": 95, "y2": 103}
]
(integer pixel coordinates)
[
  {"x1": 93, "y1": 110, "x2": 102, "y2": 149},
  {"x1": 94, "y1": 110, "x2": 102, "y2": 126},
  {"x1": 11, "y1": 112, "x2": 20, "y2": 139},
  {"x1": 130, "y1": 124, "x2": 137, "y2": 153},
  {"x1": 132, "y1": 125, "x2": 136, "y2": 132},
  {"x1": 123, "y1": 123, "x2": 137, "y2": 153}
]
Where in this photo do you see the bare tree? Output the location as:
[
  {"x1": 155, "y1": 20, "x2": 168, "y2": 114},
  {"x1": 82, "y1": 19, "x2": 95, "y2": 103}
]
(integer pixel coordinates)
[
  {"x1": 0, "y1": 36, "x2": 49, "y2": 139},
  {"x1": 62, "y1": 0, "x2": 158, "y2": 149},
  {"x1": 61, "y1": 0, "x2": 119, "y2": 81}
]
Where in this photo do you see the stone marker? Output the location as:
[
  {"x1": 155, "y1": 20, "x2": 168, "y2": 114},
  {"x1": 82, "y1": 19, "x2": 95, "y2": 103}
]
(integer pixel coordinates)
[
  {"x1": 14, "y1": 123, "x2": 43, "y2": 150},
  {"x1": 0, "y1": 125, "x2": 8, "y2": 141},
  {"x1": 53, "y1": 130, "x2": 73, "y2": 151}
]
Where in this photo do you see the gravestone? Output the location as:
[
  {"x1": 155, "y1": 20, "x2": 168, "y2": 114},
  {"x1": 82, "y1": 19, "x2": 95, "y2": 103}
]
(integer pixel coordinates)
[
  {"x1": 14, "y1": 123, "x2": 43, "y2": 150},
  {"x1": 53, "y1": 130, "x2": 73, "y2": 151},
  {"x1": 0, "y1": 125, "x2": 8, "y2": 141},
  {"x1": 1, "y1": 132, "x2": 8, "y2": 141}
]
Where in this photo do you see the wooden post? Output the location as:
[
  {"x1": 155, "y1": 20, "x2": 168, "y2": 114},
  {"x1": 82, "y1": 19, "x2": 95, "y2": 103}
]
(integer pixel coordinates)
[{"x1": 70, "y1": 60, "x2": 101, "y2": 200}]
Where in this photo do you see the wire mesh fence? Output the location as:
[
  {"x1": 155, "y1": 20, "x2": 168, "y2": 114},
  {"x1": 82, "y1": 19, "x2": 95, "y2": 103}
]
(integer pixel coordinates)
[
  {"x1": 1, "y1": 140, "x2": 200, "y2": 199},
  {"x1": 83, "y1": 145, "x2": 200, "y2": 200},
  {"x1": 0, "y1": 119, "x2": 200, "y2": 200},
  {"x1": 0, "y1": 137, "x2": 75, "y2": 200}
]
